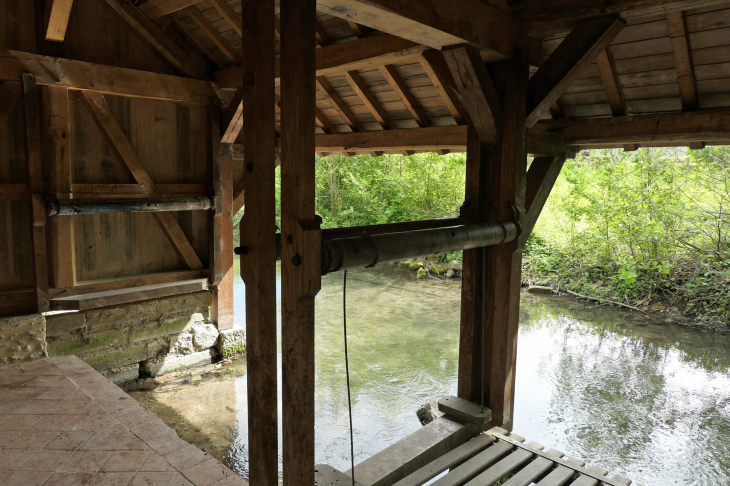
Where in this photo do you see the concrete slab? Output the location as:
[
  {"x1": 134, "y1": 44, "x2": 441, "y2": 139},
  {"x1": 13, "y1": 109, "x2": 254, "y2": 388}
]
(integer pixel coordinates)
[{"x1": 0, "y1": 356, "x2": 247, "y2": 486}]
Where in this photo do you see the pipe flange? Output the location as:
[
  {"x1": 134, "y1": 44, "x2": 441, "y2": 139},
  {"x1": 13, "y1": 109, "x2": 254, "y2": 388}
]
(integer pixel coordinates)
[{"x1": 361, "y1": 231, "x2": 381, "y2": 268}]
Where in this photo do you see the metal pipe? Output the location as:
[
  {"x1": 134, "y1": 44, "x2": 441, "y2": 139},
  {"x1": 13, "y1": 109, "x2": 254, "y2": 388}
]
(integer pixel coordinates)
[
  {"x1": 47, "y1": 197, "x2": 215, "y2": 216},
  {"x1": 320, "y1": 221, "x2": 517, "y2": 274}
]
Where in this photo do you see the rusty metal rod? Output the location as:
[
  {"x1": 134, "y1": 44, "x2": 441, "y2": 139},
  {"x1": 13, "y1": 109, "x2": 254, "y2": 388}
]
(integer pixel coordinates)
[{"x1": 47, "y1": 197, "x2": 215, "y2": 216}]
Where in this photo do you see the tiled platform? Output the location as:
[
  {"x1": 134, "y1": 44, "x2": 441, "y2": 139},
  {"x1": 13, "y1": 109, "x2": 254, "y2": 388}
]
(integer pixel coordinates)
[{"x1": 0, "y1": 356, "x2": 247, "y2": 486}]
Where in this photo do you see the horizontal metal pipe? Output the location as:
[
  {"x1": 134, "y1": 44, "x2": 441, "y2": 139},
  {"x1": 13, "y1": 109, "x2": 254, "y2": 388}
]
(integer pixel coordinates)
[
  {"x1": 47, "y1": 197, "x2": 214, "y2": 216},
  {"x1": 271, "y1": 217, "x2": 466, "y2": 260},
  {"x1": 321, "y1": 221, "x2": 517, "y2": 274}
]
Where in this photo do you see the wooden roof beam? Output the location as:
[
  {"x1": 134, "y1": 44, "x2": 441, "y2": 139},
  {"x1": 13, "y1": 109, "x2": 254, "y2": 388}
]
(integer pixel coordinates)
[
  {"x1": 316, "y1": 76, "x2": 365, "y2": 132},
  {"x1": 526, "y1": 15, "x2": 625, "y2": 127},
  {"x1": 344, "y1": 70, "x2": 394, "y2": 130},
  {"x1": 185, "y1": 5, "x2": 242, "y2": 64},
  {"x1": 170, "y1": 15, "x2": 228, "y2": 69},
  {"x1": 44, "y1": 0, "x2": 74, "y2": 42},
  {"x1": 315, "y1": 19, "x2": 331, "y2": 46},
  {"x1": 316, "y1": 0, "x2": 541, "y2": 65},
  {"x1": 314, "y1": 126, "x2": 571, "y2": 157},
  {"x1": 595, "y1": 47, "x2": 636, "y2": 152},
  {"x1": 667, "y1": 10, "x2": 699, "y2": 112},
  {"x1": 379, "y1": 64, "x2": 428, "y2": 127},
  {"x1": 420, "y1": 50, "x2": 466, "y2": 125},
  {"x1": 443, "y1": 45, "x2": 503, "y2": 148},
  {"x1": 140, "y1": 0, "x2": 201, "y2": 18},
  {"x1": 208, "y1": 0, "x2": 242, "y2": 37},
  {"x1": 534, "y1": 109, "x2": 730, "y2": 145},
  {"x1": 214, "y1": 34, "x2": 427, "y2": 88},
  {"x1": 100, "y1": 0, "x2": 207, "y2": 79}
]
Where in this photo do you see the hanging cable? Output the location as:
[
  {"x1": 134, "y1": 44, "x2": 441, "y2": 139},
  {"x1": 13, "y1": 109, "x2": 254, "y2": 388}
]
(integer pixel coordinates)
[
  {"x1": 343, "y1": 270, "x2": 356, "y2": 486},
  {"x1": 481, "y1": 247, "x2": 486, "y2": 414}
]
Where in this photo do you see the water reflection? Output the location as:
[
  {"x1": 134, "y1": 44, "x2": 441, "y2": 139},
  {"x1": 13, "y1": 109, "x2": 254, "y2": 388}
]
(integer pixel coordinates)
[{"x1": 131, "y1": 263, "x2": 730, "y2": 486}]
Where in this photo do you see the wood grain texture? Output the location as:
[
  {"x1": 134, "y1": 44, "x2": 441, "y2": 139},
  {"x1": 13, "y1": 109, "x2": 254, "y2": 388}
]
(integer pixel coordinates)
[
  {"x1": 79, "y1": 91, "x2": 204, "y2": 270},
  {"x1": 443, "y1": 45, "x2": 503, "y2": 148},
  {"x1": 21, "y1": 74, "x2": 50, "y2": 312},
  {"x1": 344, "y1": 70, "x2": 394, "y2": 130},
  {"x1": 520, "y1": 156, "x2": 566, "y2": 247},
  {"x1": 316, "y1": 76, "x2": 364, "y2": 132},
  {"x1": 237, "y1": 1, "x2": 278, "y2": 482},
  {"x1": 380, "y1": 64, "x2": 428, "y2": 127},
  {"x1": 42, "y1": 86, "x2": 76, "y2": 289},
  {"x1": 595, "y1": 47, "x2": 628, "y2": 116},
  {"x1": 208, "y1": 0, "x2": 242, "y2": 36},
  {"x1": 100, "y1": 0, "x2": 207, "y2": 79},
  {"x1": 139, "y1": 0, "x2": 201, "y2": 18},
  {"x1": 526, "y1": 16, "x2": 625, "y2": 127},
  {"x1": 421, "y1": 50, "x2": 466, "y2": 124},
  {"x1": 43, "y1": 0, "x2": 74, "y2": 42},
  {"x1": 185, "y1": 5, "x2": 242, "y2": 64},
  {"x1": 667, "y1": 10, "x2": 698, "y2": 111},
  {"x1": 280, "y1": 0, "x2": 321, "y2": 482}
]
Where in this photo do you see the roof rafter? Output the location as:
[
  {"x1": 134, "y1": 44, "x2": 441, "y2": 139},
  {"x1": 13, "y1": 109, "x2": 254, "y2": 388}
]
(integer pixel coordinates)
[
  {"x1": 184, "y1": 5, "x2": 242, "y2": 64},
  {"x1": 379, "y1": 64, "x2": 428, "y2": 127},
  {"x1": 44, "y1": 0, "x2": 75, "y2": 42},
  {"x1": 420, "y1": 50, "x2": 466, "y2": 125},
  {"x1": 667, "y1": 10, "x2": 699, "y2": 111}
]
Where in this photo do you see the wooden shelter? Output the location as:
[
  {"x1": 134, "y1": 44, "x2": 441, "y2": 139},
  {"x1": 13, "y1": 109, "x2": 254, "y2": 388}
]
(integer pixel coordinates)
[{"x1": 2, "y1": 0, "x2": 730, "y2": 484}]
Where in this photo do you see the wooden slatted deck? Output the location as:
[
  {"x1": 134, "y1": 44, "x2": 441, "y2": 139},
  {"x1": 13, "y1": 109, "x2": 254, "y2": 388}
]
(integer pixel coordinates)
[{"x1": 316, "y1": 398, "x2": 645, "y2": 486}]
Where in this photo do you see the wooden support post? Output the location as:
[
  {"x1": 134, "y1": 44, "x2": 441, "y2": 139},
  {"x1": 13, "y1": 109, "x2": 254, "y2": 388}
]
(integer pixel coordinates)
[
  {"x1": 237, "y1": 0, "x2": 278, "y2": 485},
  {"x1": 42, "y1": 86, "x2": 76, "y2": 289},
  {"x1": 21, "y1": 74, "x2": 50, "y2": 313},
  {"x1": 281, "y1": 0, "x2": 321, "y2": 482},
  {"x1": 484, "y1": 50, "x2": 529, "y2": 430}
]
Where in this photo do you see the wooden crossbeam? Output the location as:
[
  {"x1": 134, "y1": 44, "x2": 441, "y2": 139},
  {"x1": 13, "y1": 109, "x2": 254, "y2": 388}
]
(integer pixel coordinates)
[
  {"x1": 43, "y1": 86, "x2": 77, "y2": 289},
  {"x1": 44, "y1": 0, "x2": 74, "y2": 42},
  {"x1": 21, "y1": 74, "x2": 50, "y2": 313},
  {"x1": 421, "y1": 50, "x2": 466, "y2": 124},
  {"x1": 208, "y1": 0, "x2": 242, "y2": 37},
  {"x1": 0, "y1": 50, "x2": 219, "y2": 104},
  {"x1": 344, "y1": 70, "x2": 394, "y2": 130},
  {"x1": 534, "y1": 109, "x2": 730, "y2": 145},
  {"x1": 317, "y1": 0, "x2": 540, "y2": 64},
  {"x1": 100, "y1": 0, "x2": 207, "y2": 79},
  {"x1": 443, "y1": 46, "x2": 503, "y2": 148},
  {"x1": 526, "y1": 16, "x2": 625, "y2": 127},
  {"x1": 185, "y1": 5, "x2": 242, "y2": 64},
  {"x1": 380, "y1": 64, "x2": 428, "y2": 127},
  {"x1": 667, "y1": 10, "x2": 698, "y2": 111},
  {"x1": 214, "y1": 34, "x2": 426, "y2": 88},
  {"x1": 139, "y1": 0, "x2": 200, "y2": 18},
  {"x1": 316, "y1": 76, "x2": 364, "y2": 132},
  {"x1": 80, "y1": 91, "x2": 204, "y2": 270}
]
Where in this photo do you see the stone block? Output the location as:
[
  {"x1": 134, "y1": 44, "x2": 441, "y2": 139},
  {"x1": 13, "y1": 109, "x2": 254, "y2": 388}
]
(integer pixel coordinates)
[
  {"x1": 45, "y1": 312, "x2": 86, "y2": 339},
  {"x1": 103, "y1": 364, "x2": 140, "y2": 386},
  {"x1": 141, "y1": 349, "x2": 217, "y2": 377},
  {"x1": 0, "y1": 314, "x2": 47, "y2": 365},
  {"x1": 191, "y1": 322, "x2": 219, "y2": 351},
  {"x1": 216, "y1": 325, "x2": 246, "y2": 358},
  {"x1": 170, "y1": 333, "x2": 195, "y2": 356},
  {"x1": 80, "y1": 338, "x2": 169, "y2": 373}
]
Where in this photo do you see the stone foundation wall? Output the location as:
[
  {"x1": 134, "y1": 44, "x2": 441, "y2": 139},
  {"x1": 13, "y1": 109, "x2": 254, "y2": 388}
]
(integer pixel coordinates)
[{"x1": 0, "y1": 290, "x2": 246, "y2": 385}]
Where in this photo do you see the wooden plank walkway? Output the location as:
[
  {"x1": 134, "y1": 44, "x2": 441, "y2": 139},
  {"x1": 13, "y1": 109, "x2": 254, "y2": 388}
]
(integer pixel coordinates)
[{"x1": 0, "y1": 356, "x2": 247, "y2": 486}]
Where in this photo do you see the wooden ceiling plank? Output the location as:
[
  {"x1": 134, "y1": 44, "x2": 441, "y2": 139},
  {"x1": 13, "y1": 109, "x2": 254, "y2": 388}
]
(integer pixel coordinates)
[
  {"x1": 317, "y1": 0, "x2": 539, "y2": 64},
  {"x1": 347, "y1": 20, "x2": 369, "y2": 38},
  {"x1": 101, "y1": 0, "x2": 207, "y2": 79},
  {"x1": 170, "y1": 14, "x2": 228, "y2": 69},
  {"x1": 526, "y1": 15, "x2": 625, "y2": 127},
  {"x1": 344, "y1": 70, "x2": 394, "y2": 130},
  {"x1": 667, "y1": 10, "x2": 699, "y2": 111},
  {"x1": 316, "y1": 76, "x2": 364, "y2": 132},
  {"x1": 443, "y1": 45, "x2": 503, "y2": 148},
  {"x1": 79, "y1": 91, "x2": 204, "y2": 270},
  {"x1": 185, "y1": 5, "x2": 243, "y2": 64},
  {"x1": 379, "y1": 64, "x2": 428, "y2": 127},
  {"x1": 140, "y1": 0, "x2": 201, "y2": 18},
  {"x1": 208, "y1": 0, "x2": 243, "y2": 37},
  {"x1": 420, "y1": 50, "x2": 466, "y2": 124},
  {"x1": 315, "y1": 19, "x2": 331, "y2": 46},
  {"x1": 534, "y1": 109, "x2": 730, "y2": 145},
  {"x1": 44, "y1": 0, "x2": 74, "y2": 42},
  {"x1": 214, "y1": 34, "x2": 426, "y2": 88}
]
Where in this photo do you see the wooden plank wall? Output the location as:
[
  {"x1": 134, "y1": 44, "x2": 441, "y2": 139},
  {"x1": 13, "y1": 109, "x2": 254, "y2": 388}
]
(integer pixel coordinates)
[{"x1": 0, "y1": 0, "x2": 216, "y2": 317}]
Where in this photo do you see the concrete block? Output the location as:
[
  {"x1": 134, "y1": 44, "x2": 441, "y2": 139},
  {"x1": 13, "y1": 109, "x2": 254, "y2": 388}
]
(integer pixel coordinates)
[
  {"x1": 142, "y1": 349, "x2": 217, "y2": 377},
  {"x1": 0, "y1": 314, "x2": 47, "y2": 365},
  {"x1": 191, "y1": 322, "x2": 219, "y2": 351},
  {"x1": 103, "y1": 364, "x2": 140, "y2": 386},
  {"x1": 217, "y1": 324, "x2": 246, "y2": 358}
]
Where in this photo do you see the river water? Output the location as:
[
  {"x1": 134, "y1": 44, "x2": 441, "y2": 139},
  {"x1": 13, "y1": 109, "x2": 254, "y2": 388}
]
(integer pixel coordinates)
[{"x1": 129, "y1": 263, "x2": 730, "y2": 486}]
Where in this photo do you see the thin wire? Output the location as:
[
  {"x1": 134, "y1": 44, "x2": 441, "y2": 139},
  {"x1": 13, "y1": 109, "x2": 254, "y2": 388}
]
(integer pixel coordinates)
[
  {"x1": 343, "y1": 270, "x2": 356, "y2": 485},
  {"x1": 481, "y1": 247, "x2": 486, "y2": 413}
]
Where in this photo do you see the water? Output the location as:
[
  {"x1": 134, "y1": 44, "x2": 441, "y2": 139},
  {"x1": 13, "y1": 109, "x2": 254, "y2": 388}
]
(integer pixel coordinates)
[{"x1": 129, "y1": 263, "x2": 730, "y2": 486}]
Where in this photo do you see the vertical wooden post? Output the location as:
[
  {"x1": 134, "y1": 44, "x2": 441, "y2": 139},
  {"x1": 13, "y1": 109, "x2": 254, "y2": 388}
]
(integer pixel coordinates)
[
  {"x1": 237, "y1": 0, "x2": 278, "y2": 485},
  {"x1": 484, "y1": 49, "x2": 529, "y2": 430},
  {"x1": 43, "y1": 86, "x2": 76, "y2": 289},
  {"x1": 458, "y1": 124, "x2": 490, "y2": 403},
  {"x1": 21, "y1": 73, "x2": 50, "y2": 313},
  {"x1": 280, "y1": 0, "x2": 321, "y2": 483},
  {"x1": 209, "y1": 99, "x2": 235, "y2": 330}
]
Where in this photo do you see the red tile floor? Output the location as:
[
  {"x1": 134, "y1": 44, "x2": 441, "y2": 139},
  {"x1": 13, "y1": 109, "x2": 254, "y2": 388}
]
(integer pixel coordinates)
[{"x1": 0, "y1": 356, "x2": 248, "y2": 486}]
